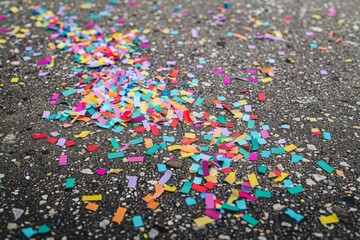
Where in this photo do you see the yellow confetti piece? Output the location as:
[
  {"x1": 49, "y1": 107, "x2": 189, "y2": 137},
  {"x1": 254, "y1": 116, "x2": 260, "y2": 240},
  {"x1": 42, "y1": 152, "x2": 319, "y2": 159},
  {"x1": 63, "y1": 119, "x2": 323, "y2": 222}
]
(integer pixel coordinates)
[
  {"x1": 319, "y1": 214, "x2": 339, "y2": 225},
  {"x1": 311, "y1": 14, "x2": 322, "y2": 20},
  {"x1": 74, "y1": 131, "x2": 91, "y2": 138},
  {"x1": 248, "y1": 173, "x2": 259, "y2": 187},
  {"x1": 338, "y1": 19, "x2": 345, "y2": 25},
  {"x1": 239, "y1": 100, "x2": 248, "y2": 105},
  {"x1": 309, "y1": 118, "x2": 317, "y2": 122},
  {"x1": 110, "y1": 169, "x2": 122, "y2": 174},
  {"x1": 344, "y1": 59, "x2": 352, "y2": 63},
  {"x1": 227, "y1": 189, "x2": 239, "y2": 204},
  {"x1": 194, "y1": 216, "x2": 214, "y2": 227},
  {"x1": 10, "y1": 77, "x2": 19, "y2": 83},
  {"x1": 82, "y1": 194, "x2": 102, "y2": 201},
  {"x1": 10, "y1": 7, "x2": 19, "y2": 14},
  {"x1": 185, "y1": 133, "x2": 196, "y2": 139},
  {"x1": 143, "y1": 29, "x2": 151, "y2": 34},
  {"x1": 284, "y1": 144, "x2": 297, "y2": 152},
  {"x1": 0, "y1": 39, "x2": 7, "y2": 44},
  {"x1": 261, "y1": 77, "x2": 272, "y2": 83},
  {"x1": 274, "y1": 172, "x2": 289, "y2": 182},
  {"x1": 204, "y1": 175, "x2": 218, "y2": 183},
  {"x1": 224, "y1": 172, "x2": 236, "y2": 185},
  {"x1": 80, "y1": 4, "x2": 92, "y2": 9},
  {"x1": 168, "y1": 145, "x2": 181, "y2": 151},
  {"x1": 164, "y1": 184, "x2": 177, "y2": 192},
  {"x1": 162, "y1": 29, "x2": 170, "y2": 34}
]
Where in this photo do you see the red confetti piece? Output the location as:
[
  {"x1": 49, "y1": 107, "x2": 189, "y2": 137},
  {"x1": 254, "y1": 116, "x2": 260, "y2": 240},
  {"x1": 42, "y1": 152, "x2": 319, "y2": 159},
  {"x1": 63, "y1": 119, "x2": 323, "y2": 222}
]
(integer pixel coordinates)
[
  {"x1": 47, "y1": 137, "x2": 58, "y2": 144},
  {"x1": 66, "y1": 140, "x2": 75, "y2": 147},
  {"x1": 86, "y1": 145, "x2": 100, "y2": 152},
  {"x1": 192, "y1": 184, "x2": 208, "y2": 192},
  {"x1": 258, "y1": 92, "x2": 266, "y2": 101},
  {"x1": 32, "y1": 133, "x2": 48, "y2": 140}
]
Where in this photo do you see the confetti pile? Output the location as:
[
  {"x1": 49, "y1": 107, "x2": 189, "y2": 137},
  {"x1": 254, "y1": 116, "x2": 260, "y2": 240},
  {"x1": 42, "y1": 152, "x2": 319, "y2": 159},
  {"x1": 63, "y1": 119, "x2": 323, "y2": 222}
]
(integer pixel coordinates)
[{"x1": 0, "y1": 1, "x2": 358, "y2": 239}]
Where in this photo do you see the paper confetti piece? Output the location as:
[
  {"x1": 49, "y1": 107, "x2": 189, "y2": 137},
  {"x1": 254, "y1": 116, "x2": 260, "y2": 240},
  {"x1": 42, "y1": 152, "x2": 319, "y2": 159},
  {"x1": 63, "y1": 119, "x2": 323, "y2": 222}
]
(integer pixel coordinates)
[
  {"x1": 112, "y1": 207, "x2": 127, "y2": 224},
  {"x1": 316, "y1": 160, "x2": 334, "y2": 173},
  {"x1": 65, "y1": 178, "x2": 75, "y2": 189},
  {"x1": 85, "y1": 202, "x2": 99, "y2": 212},
  {"x1": 22, "y1": 227, "x2": 37, "y2": 238},
  {"x1": 82, "y1": 194, "x2": 102, "y2": 201},
  {"x1": 255, "y1": 190, "x2": 271, "y2": 198},
  {"x1": 185, "y1": 197, "x2": 197, "y2": 206},
  {"x1": 128, "y1": 156, "x2": 144, "y2": 162},
  {"x1": 74, "y1": 131, "x2": 90, "y2": 138},
  {"x1": 242, "y1": 214, "x2": 259, "y2": 226},
  {"x1": 128, "y1": 176, "x2": 138, "y2": 188},
  {"x1": 37, "y1": 224, "x2": 51, "y2": 234},
  {"x1": 248, "y1": 173, "x2": 259, "y2": 187},
  {"x1": 319, "y1": 214, "x2": 339, "y2": 225},
  {"x1": 194, "y1": 216, "x2": 214, "y2": 227},
  {"x1": 284, "y1": 209, "x2": 304, "y2": 222},
  {"x1": 132, "y1": 215, "x2": 144, "y2": 228},
  {"x1": 224, "y1": 172, "x2": 236, "y2": 185},
  {"x1": 287, "y1": 186, "x2": 304, "y2": 195}
]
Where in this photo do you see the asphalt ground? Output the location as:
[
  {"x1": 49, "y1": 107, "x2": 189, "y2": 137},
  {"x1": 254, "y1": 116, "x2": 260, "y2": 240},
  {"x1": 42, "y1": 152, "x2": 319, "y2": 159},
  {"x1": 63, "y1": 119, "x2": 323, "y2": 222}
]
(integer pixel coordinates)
[{"x1": 0, "y1": 0, "x2": 359, "y2": 239}]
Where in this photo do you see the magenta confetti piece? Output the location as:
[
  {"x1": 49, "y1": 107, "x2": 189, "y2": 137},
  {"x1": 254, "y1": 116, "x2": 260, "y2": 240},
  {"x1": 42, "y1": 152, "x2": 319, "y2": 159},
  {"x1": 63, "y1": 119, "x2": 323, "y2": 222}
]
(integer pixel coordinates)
[
  {"x1": 249, "y1": 153, "x2": 258, "y2": 161},
  {"x1": 205, "y1": 193, "x2": 214, "y2": 209},
  {"x1": 214, "y1": 69, "x2": 225, "y2": 74},
  {"x1": 204, "y1": 209, "x2": 221, "y2": 220},
  {"x1": 96, "y1": 168, "x2": 107, "y2": 175},
  {"x1": 223, "y1": 77, "x2": 231, "y2": 84}
]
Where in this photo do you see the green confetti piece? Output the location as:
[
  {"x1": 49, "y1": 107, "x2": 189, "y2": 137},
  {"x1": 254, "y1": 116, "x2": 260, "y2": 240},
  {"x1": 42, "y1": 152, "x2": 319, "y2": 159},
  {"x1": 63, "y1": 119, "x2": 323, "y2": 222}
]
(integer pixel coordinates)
[
  {"x1": 242, "y1": 214, "x2": 259, "y2": 226},
  {"x1": 107, "y1": 152, "x2": 124, "y2": 159},
  {"x1": 222, "y1": 203, "x2": 239, "y2": 211},
  {"x1": 255, "y1": 189, "x2": 271, "y2": 198},
  {"x1": 217, "y1": 115, "x2": 228, "y2": 124},
  {"x1": 287, "y1": 185, "x2": 304, "y2": 195},
  {"x1": 61, "y1": 88, "x2": 76, "y2": 97},
  {"x1": 65, "y1": 178, "x2": 75, "y2": 189},
  {"x1": 316, "y1": 160, "x2": 334, "y2": 173},
  {"x1": 180, "y1": 181, "x2": 192, "y2": 194}
]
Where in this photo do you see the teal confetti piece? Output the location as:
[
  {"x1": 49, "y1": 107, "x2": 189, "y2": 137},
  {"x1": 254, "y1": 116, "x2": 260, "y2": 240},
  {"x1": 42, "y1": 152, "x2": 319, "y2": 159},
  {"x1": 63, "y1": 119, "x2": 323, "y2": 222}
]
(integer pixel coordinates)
[
  {"x1": 107, "y1": 152, "x2": 124, "y2": 159},
  {"x1": 271, "y1": 148, "x2": 286, "y2": 154},
  {"x1": 37, "y1": 224, "x2": 51, "y2": 234},
  {"x1": 22, "y1": 227, "x2": 37, "y2": 238},
  {"x1": 284, "y1": 209, "x2": 304, "y2": 222},
  {"x1": 255, "y1": 190, "x2": 271, "y2": 198},
  {"x1": 291, "y1": 155, "x2": 303, "y2": 163},
  {"x1": 163, "y1": 136, "x2": 175, "y2": 142},
  {"x1": 65, "y1": 178, "x2": 75, "y2": 189},
  {"x1": 61, "y1": 88, "x2": 76, "y2": 97},
  {"x1": 217, "y1": 115, "x2": 228, "y2": 124},
  {"x1": 110, "y1": 138, "x2": 120, "y2": 150},
  {"x1": 222, "y1": 203, "x2": 239, "y2": 211},
  {"x1": 247, "y1": 120, "x2": 255, "y2": 129},
  {"x1": 157, "y1": 163, "x2": 167, "y2": 172},
  {"x1": 235, "y1": 199, "x2": 247, "y2": 210},
  {"x1": 185, "y1": 197, "x2": 197, "y2": 206},
  {"x1": 194, "y1": 98, "x2": 204, "y2": 106},
  {"x1": 316, "y1": 160, "x2": 334, "y2": 173},
  {"x1": 130, "y1": 137, "x2": 144, "y2": 145},
  {"x1": 287, "y1": 186, "x2": 304, "y2": 195},
  {"x1": 242, "y1": 214, "x2": 259, "y2": 226},
  {"x1": 258, "y1": 165, "x2": 267, "y2": 174},
  {"x1": 132, "y1": 215, "x2": 144, "y2": 228},
  {"x1": 145, "y1": 144, "x2": 161, "y2": 155},
  {"x1": 180, "y1": 181, "x2": 192, "y2": 194}
]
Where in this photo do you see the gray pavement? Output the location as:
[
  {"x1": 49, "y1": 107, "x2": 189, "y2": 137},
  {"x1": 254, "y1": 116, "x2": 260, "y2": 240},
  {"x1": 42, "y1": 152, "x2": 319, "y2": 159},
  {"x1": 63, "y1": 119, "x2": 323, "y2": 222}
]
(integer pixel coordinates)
[{"x1": 0, "y1": 0, "x2": 359, "y2": 239}]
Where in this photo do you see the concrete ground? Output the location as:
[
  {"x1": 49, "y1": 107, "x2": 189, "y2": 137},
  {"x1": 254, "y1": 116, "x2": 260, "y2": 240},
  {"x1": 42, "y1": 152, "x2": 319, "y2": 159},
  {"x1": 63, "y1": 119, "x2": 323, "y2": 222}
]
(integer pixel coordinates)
[{"x1": 0, "y1": 0, "x2": 359, "y2": 239}]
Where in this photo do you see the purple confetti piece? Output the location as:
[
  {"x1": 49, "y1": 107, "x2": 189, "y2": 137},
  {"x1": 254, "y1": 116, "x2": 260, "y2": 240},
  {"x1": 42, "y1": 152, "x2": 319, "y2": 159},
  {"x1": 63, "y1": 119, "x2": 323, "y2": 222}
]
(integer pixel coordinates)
[
  {"x1": 128, "y1": 176, "x2": 138, "y2": 188},
  {"x1": 158, "y1": 170, "x2": 172, "y2": 185},
  {"x1": 56, "y1": 138, "x2": 66, "y2": 146},
  {"x1": 191, "y1": 28, "x2": 199, "y2": 38}
]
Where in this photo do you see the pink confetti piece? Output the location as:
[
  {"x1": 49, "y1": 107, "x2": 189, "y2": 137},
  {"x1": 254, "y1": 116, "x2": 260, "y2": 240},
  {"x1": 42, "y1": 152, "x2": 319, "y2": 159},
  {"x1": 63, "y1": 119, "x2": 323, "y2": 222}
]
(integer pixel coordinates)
[
  {"x1": 327, "y1": 7, "x2": 337, "y2": 17},
  {"x1": 239, "y1": 191, "x2": 255, "y2": 201},
  {"x1": 261, "y1": 130, "x2": 270, "y2": 139},
  {"x1": 246, "y1": 69, "x2": 257, "y2": 74},
  {"x1": 158, "y1": 170, "x2": 172, "y2": 185},
  {"x1": 120, "y1": 142, "x2": 131, "y2": 151},
  {"x1": 128, "y1": 176, "x2": 138, "y2": 188},
  {"x1": 128, "y1": 156, "x2": 144, "y2": 162},
  {"x1": 214, "y1": 69, "x2": 225, "y2": 74},
  {"x1": 59, "y1": 154, "x2": 67, "y2": 166},
  {"x1": 205, "y1": 193, "x2": 214, "y2": 209}
]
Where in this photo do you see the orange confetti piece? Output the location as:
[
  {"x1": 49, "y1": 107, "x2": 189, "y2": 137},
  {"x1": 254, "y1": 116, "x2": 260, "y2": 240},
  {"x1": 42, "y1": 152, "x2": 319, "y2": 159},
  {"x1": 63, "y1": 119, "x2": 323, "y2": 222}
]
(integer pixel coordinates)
[
  {"x1": 112, "y1": 207, "x2": 127, "y2": 224},
  {"x1": 85, "y1": 202, "x2": 99, "y2": 212}
]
